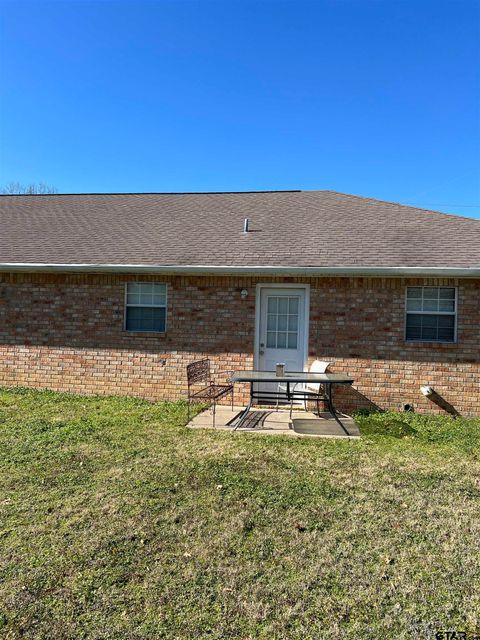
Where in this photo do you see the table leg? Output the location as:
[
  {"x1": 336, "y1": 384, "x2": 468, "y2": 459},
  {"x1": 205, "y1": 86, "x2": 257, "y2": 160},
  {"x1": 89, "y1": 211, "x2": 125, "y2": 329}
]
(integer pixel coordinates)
[
  {"x1": 233, "y1": 381, "x2": 254, "y2": 430},
  {"x1": 325, "y1": 384, "x2": 350, "y2": 435},
  {"x1": 286, "y1": 381, "x2": 294, "y2": 418}
]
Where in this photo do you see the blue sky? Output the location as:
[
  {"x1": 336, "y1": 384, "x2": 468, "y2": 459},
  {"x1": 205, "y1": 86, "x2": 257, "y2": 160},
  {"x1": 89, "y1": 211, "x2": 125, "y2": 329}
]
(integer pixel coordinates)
[{"x1": 0, "y1": 0, "x2": 479, "y2": 217}]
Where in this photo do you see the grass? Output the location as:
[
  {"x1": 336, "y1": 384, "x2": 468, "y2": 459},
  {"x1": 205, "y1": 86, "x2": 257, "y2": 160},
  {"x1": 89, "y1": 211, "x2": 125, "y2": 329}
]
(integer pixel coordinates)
[{"x1": 0, "y1": 388, "x2": 479, "y2": 639}]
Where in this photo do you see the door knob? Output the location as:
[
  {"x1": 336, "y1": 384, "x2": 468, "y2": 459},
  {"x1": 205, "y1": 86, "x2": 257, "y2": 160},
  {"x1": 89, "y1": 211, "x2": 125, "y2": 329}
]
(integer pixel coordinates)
[{"x1": 259, "y1": 350, "x2": 264, "y2": 355}]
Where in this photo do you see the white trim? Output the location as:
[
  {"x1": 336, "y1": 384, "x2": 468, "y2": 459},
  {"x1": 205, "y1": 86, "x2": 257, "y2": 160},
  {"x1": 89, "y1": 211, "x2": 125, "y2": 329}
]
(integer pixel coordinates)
[
  {"x1": 404, "y1": 285, "x2": 458, "y2": 344},
  {"x1": 254, "y1": 283, "x2": 310, "y2": 373},
  {"x1": 123, "y1": 282, "x2": 168, "y2": 333},
  {"x1": 0, "y1": 263, "x2": 479, "y2": 277}
]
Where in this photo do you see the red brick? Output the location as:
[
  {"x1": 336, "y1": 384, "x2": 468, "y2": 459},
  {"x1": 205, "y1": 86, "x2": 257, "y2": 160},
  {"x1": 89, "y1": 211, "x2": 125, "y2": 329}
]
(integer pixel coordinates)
[{"x1": 0, "y1": 273, "x2": 479, "y2": 416}]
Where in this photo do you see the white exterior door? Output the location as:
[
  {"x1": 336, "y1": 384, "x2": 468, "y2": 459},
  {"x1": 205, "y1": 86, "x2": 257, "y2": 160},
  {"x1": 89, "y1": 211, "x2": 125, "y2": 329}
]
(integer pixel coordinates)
[{"x1": 256, "y1": 286, "x2": 308, "y2": 395}]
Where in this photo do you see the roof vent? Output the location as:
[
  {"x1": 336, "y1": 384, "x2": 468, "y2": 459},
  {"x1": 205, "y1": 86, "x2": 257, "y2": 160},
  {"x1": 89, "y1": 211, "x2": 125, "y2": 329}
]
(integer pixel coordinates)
[{"x1": 243, "y1": 218, "x2": 250, "y2": 233}]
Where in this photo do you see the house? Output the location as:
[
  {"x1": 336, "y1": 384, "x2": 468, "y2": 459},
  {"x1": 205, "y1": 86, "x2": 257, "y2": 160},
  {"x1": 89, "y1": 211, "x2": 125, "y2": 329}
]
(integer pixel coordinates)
[{"x1": 1, "y1": 190, "x2": 479, "y2": 415}]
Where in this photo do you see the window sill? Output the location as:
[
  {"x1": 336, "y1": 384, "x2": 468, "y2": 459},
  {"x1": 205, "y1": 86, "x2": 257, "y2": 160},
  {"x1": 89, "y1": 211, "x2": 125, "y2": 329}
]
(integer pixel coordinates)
[
  {"x1": 123, "y1": 330, "x2": 167, "y2": 337},
  {"x1": 405, "y1": 340, "x2": 457, "y2": 347}
]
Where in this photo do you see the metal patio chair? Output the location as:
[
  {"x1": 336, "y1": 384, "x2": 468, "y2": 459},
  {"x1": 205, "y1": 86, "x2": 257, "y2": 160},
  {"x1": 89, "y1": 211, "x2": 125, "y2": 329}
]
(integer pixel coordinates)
[
  {"x1": 187, "y1": 359, "x2": 234, "y2": 427},
  {"x1": 277, "y1": 359, "x2": 331, "y2": 417}
]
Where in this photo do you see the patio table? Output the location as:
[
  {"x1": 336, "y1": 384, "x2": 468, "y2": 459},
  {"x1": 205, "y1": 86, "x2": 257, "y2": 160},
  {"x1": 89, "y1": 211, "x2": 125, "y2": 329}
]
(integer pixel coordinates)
[{"x1": 230, "y1": 370, "x2": 354, "y2": 434}]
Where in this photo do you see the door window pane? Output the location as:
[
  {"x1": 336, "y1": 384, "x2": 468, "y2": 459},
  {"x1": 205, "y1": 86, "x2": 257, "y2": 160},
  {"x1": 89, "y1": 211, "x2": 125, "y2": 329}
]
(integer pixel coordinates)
[
  {"x1": 264, "y1": 295, "x2": 300, "y2": 349},
  {"x1": 288, "y1": 315, "x2": 298, "y2": 331},
  {"x1": 289, "y1": 298, "x2": 299, "y2": 314},
  {"x1": 277, "y1": 332, "x2": 287, "y2": 348},
  {"x1": 267, "y1": 314, "x2": 276, "y2": 330},
  {"x1": 266, "y1": 332, "x2": 276, "y2": 348},
  {"x1": 267, "y1": 297, "x2": 277, "y2": 313}
]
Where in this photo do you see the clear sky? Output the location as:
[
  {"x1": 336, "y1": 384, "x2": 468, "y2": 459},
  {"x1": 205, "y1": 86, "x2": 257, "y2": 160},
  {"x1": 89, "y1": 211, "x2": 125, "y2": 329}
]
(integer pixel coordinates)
[{"x1": 0, "y1": 0, "x2": 479, "y2": 217}]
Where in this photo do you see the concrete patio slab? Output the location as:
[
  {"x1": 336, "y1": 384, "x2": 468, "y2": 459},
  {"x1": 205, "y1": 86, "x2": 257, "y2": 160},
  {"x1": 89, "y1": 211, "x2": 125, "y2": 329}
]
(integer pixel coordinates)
[{"x1": 188, "y1": 406, "x2": 360, "y2": 438}]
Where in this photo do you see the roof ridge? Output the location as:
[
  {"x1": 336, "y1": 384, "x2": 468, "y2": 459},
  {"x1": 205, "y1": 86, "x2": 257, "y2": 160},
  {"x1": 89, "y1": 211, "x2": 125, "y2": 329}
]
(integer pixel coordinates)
[
  {"x1": 318, "y1": 190, "x2": 480, "y2": 222},
  {"x1": 2, "y1": 189, "x2": 477, "y2": 222},
  {"x1": 0, "y1": 189, "x2": 302, "y2": 197}
]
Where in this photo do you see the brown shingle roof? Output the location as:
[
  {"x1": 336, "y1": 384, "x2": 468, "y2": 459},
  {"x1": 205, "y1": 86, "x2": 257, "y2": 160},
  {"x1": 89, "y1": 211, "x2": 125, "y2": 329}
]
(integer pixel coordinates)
[{"x1": 0, "y1": 190, "x2": 479, "y2": 271}]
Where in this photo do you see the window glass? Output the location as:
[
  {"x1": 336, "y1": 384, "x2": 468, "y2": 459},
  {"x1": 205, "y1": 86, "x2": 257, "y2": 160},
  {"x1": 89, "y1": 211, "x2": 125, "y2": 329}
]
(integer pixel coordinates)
[
  {"x1": 126, "y1": 307, "x2": 166, "y2": 332},
  {"x1": 288, "y1": 315, "x2": 298, "y2": 331},
  {"x1": 288, "y1": 298, "x2": 299, "y2": 314},
  {"x1": 125, "y1": 283, "x2": 167, "y2": 332},
  {"x1": 277, "y1": 332, "x2": 287, "y2": 348},
  {"x1": 264, "y1": 296, "x2": 300, "y2": 349},
  {"x1": 266, "y1": 331, "x2": 276, "y2": 348},
  {"x1": 287, "y1": 333, "x2": 297, "y2": 349},
  {"x1": 267, "y1": 314, "x2": 276, "y2": 330},
  {"x1": 267, "y1": 297, "x2": 277, "y2": 313},
  {"x1": 277, "y1": 315, "x2": 288, "y2": 331},
  {"x1": 405, "y1": 287, "x2": 456, "y2": 342},
  {"x1": 278, "y1": 298, "x2": 288, "y2": 314}
]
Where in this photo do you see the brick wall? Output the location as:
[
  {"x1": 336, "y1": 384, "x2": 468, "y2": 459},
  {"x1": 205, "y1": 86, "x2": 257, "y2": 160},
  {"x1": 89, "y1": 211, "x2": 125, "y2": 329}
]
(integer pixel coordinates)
[{"x1": 0, "y1": 272, "x2": 479, "y2": 415}]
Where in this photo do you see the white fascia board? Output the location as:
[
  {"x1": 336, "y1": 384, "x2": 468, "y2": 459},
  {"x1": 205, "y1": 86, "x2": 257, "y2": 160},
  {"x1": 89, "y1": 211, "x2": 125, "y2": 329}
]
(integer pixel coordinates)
[{"x1": 0, "y1": 263, "x2": 480, "y2": 277}]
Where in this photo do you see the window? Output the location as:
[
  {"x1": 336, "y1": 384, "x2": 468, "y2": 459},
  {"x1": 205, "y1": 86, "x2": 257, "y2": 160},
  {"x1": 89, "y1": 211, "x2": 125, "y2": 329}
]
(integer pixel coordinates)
[
  {"x1": 125, "y1": 283, "x2": 167, "y2": 332},
  {"x1": 266, "y1": 295, "x2": 299, "y2": 349},
  {"x1": 405, "y1": 287, "x2": 456, "y2": 343}
]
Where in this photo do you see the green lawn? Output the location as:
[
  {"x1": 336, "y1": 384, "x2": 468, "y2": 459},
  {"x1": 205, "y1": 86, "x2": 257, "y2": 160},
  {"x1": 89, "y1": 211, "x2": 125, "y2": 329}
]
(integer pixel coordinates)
[{"x1": 0, "y1": 388, "x2": 479, "y2": 639}]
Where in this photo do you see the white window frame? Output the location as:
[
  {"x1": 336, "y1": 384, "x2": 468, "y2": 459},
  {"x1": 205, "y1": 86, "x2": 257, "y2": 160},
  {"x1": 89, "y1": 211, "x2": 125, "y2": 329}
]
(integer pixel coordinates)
[
  {"x1": 404, "y1": 286, "x2": 457, "y2": 344},
  {"x1": 124, "y1": 282, "x2": 168, "y2": 333}
]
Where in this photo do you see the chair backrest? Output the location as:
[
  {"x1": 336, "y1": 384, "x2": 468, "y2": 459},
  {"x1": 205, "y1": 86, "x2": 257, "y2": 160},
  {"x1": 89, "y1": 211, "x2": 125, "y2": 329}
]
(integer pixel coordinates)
[
  {"x1": 306, "y1": 360, "x2": 330, "y2": 392},
  {"x1": 187, "y1": 359, "x2": 211, "y2": 387},
  {"x1": 310, "y1": 360, "x2": 330, "y2": 374}
]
